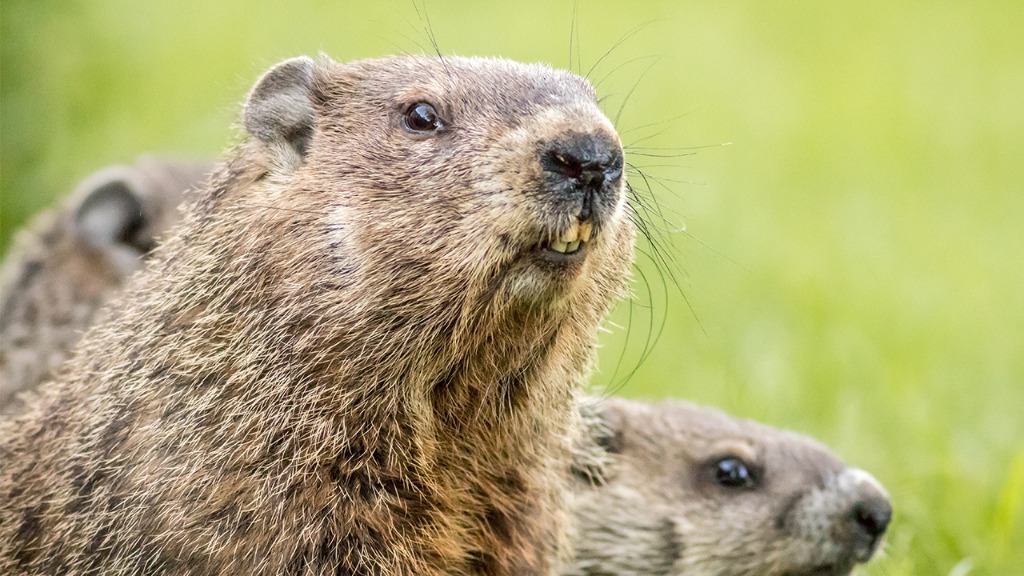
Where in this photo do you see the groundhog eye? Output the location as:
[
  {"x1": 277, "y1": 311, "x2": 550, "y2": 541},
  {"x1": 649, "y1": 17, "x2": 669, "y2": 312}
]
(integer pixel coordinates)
[
  {"x1": 403, "y1": 102, "x2": 442, "y2": 133},
  {"x1": 714, "y1": 456, "x2": 757, "y2": 489}
]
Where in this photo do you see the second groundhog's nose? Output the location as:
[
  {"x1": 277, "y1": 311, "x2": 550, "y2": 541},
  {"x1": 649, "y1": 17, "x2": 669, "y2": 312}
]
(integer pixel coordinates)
[
  {"x1": 541, "y1": 132, "x2": 624, "y2": 196},
  {"x1": 848, "y1": 489, "x2": 892, "y2": 561},
  {"x1": 852, "y1": 494, "x2": 892, "y2": 539}
]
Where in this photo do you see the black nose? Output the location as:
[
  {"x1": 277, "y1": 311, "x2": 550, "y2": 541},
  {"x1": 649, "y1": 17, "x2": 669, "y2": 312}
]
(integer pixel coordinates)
[
  {"x1": 541, "y1": 132, "x2": 623, "y2": 194},
  {"x1": 850, "y1": 494, "x2": 892, "y2": 545}
]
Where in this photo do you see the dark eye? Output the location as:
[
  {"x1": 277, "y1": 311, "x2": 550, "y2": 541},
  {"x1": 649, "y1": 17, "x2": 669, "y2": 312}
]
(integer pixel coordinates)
[
  {"x1": 403, "y1": 102, "x2": 442, "y2": 133},
  {"x1": 714, "y1": 456, "x2": 757, "y2": 489}
]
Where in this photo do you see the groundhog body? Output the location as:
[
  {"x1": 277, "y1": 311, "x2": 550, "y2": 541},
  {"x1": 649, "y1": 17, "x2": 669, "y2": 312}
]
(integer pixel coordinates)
[
  {"x1": 567, "y1": 397, "x2": 892, "y2": 576},
  {"x1": 0, "y1": 54, "x2": 634, "y2": 575},
  {"x1": 0, "y1": 157, "x2": 211, "y2": 415}
]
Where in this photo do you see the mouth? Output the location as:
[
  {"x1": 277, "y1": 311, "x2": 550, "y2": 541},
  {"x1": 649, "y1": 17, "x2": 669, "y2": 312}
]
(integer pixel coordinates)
[{"x1": 534, "y1": 219, "x2": 594, "y2": 260}]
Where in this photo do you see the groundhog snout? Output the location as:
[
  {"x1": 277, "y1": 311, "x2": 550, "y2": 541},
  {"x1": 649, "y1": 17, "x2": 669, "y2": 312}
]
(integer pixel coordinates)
[
  {"x1": 540, "y1": 131, "x2": 623, "y2": 220},
  {"x1": 846, "y1": 484, "x2": 892, "y2": 561},
  {"x1": 827, "y1": 467, "x2": 892, "y2": 564}
]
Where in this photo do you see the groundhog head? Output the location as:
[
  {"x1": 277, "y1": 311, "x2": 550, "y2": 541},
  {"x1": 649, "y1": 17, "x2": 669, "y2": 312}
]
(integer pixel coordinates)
[
  {"x1": 569, "y1": 398, "x2": 892, "y2": 576},
  {"x1": 239, "y1": 55, "x2": 635, "y2": 324}
]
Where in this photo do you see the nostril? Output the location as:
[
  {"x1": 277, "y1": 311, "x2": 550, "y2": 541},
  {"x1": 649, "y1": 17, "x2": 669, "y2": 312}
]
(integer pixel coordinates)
[
  {"x1": 541, "y1": 133, "x2": 623, "y2": 190},
  {"x1": 851, "y1": 498, "x2": 892, "y2": 540},
  {"x1": 544, "y1": 150, "x2": 584, "y2": 181}
]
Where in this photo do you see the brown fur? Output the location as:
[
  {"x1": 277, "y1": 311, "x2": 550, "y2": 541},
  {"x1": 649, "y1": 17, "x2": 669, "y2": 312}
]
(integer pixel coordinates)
[
  {"x1": 0, "y1": 157, "x2": 212, "y2": 415},
  {"x1": 2, "y1": 155, "x2": 894, "y2": 576},
  {"x1": 0, "y1": 54, "x2": 634, "y2": 575},
  {"x1": 2, "y1": 171, "x2": 893, "y2": 576},
  {"x1": 566, "y1": 397, "x2": 892, "y2": 576}
]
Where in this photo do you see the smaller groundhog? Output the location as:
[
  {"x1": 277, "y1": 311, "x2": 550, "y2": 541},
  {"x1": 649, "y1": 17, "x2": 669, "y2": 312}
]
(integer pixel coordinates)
[
  {"x1": 0, "y1": 157, "x2": 212, "y2": 415},
  {"x1": 566, "y1": 397, "x2": 892, "y2": 576}
]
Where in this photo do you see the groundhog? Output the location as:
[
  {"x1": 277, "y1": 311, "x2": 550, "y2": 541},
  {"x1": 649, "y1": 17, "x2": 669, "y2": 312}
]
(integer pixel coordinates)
[
  {"x1": 0, "y1": 157, "x2": 212, "y2": 415},
  {"x1": 566, "y1": 397, "x2": 892, "y2": 576},
  {"x1": 0, "y1": 54, "x2": 635, "y2": 575},
  {"x1": 2, "y1": 159, "x2": 892, "y2": 575}
]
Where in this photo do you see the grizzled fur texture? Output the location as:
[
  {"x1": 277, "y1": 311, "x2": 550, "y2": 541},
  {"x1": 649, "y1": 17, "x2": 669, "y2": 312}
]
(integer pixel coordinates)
[
  {"x1": 0, "y1": 176, "x2": 894, "y2": 576},
  {"x1": 0, "y1": 55, "x2": 635, "y2": 575},
  {"x1": 2, "y1": 157, "x2": 896, "y2": 576},
  {"x1": 0, "y1": 157, "x2": 211, "y2": 415},
  {"x1": 566, "y1": 398, "x2": 892, "y2": 576}
]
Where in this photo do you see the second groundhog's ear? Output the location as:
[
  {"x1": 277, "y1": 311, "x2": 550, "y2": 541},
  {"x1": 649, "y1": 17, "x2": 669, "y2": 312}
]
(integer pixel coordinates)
[
  {"x1": 73, "y1": 168, "x2": 145, "y2": 251},
  {"x1": 243, "y1": 56, "x2": 317, "y2": 160}
]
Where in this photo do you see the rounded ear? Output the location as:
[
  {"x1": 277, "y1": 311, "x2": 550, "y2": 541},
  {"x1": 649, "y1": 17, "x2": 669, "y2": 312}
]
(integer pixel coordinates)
[
  {"x1": 73, "y1": 169, "x2": 145, "y2": 251},
  {"x1": 243, "y1": 56, "x2": 317, "y2": 158}
]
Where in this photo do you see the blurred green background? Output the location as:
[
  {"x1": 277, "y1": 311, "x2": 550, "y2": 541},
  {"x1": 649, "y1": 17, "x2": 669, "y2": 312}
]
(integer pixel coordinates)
[{"x1": 2, "y1": 1, "x2": 1022, "y2": 573}]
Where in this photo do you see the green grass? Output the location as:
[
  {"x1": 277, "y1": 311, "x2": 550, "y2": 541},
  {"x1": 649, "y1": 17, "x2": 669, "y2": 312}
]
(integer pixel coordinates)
[{"x1": 2, "y1": 1, "x2": 1022, "y2": 573}]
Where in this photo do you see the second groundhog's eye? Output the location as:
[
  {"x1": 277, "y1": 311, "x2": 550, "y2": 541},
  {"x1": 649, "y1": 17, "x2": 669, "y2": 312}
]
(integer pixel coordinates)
[
  {"x1": 403, "y1": 102, "x2": 442, "y2": 133},
  {"x1": 714, "y1": 456, "x2": 758, "y2": 489}
]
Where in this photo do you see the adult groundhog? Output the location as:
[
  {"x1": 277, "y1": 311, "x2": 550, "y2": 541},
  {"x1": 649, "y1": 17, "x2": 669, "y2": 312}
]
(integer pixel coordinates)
[
  {"x1": 567, "y1": 397, "x2": 892, "y2": 576},
  {"x1": 0, "y1": 54, "x2": 634, "y2": 575},
  {"x1": 0, "y1": 157, "x2": 211, "y2": 415}
]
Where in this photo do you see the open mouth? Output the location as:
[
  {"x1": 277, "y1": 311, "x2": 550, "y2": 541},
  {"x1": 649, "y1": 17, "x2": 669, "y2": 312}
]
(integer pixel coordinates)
[{"x1": 536, "y1": 219, "x2": 594, "y2": 257}]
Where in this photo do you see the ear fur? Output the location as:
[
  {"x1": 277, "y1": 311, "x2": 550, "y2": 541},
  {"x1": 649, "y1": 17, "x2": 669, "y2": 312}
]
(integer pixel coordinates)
[{"x1": 243, "y1": 56, "x2": 318, "y2": 160}]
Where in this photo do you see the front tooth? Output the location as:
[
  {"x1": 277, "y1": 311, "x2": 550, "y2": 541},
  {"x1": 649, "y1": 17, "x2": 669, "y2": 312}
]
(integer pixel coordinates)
[
  {"x1": 550, "y1": 240, "x2": 569, "y2": 253},
  {"x1": 579, "y1": 221, "x2": 593, "y2": 243},
  {"x1": 559, "y1": 224, "x2": 579, "y2": 244},
  {"x1": 566, "y1": 240, "x2": 581, "y2": 253}
]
